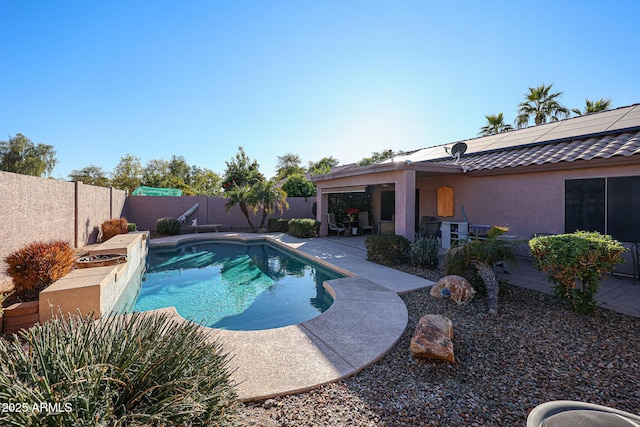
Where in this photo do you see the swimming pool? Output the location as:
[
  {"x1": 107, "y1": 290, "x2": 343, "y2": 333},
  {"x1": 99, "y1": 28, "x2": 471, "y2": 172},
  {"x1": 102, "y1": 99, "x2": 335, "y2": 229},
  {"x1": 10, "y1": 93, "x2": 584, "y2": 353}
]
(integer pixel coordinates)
[{"x1": 130, "y1": 240, "x2": 343, "y2": 330}]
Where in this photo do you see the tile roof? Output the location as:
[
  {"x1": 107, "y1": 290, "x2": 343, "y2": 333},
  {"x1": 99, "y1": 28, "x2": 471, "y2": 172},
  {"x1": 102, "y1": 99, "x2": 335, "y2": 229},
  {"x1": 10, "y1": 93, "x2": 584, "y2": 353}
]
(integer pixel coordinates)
[
  {"x1": 391, "y1": 104, "x2": 640, "y2": 171},
  {"x1": 430, "y1": 129, "x2": 640, "y2": 171}
]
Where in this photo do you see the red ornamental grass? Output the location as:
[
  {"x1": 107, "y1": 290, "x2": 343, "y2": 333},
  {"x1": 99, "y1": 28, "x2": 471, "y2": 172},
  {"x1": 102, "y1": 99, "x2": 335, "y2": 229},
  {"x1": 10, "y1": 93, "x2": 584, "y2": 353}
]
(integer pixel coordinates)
[
  {"x1": 101, "y1": 217, "x2": 129, "y2": 242},
  {"x1": 5, "y1": 240, "x2": 76, "y2": 300}
]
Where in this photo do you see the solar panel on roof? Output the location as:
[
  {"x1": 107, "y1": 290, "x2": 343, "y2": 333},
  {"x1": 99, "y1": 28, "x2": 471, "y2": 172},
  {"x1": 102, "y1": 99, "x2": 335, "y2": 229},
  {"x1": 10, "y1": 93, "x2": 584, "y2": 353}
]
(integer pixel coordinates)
[
  {"x1": 382, "y1": 105, "x2": 640, "y2": 169},
  {"x1": 608, "y1": 108, "x2": 640, "y2": 131}
]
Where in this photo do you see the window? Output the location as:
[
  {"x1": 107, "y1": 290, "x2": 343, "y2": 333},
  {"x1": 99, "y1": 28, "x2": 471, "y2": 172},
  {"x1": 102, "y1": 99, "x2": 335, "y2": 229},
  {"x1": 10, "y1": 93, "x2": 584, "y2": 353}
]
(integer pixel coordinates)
[
  {"x1": 565, "y1": 176, "x2": 640, "y2": 242},
  {"x1": 564, "y1": 178, "x2": 605, "y2": 235},
  {"x1": 607, "y1": 176, "x2": 640, "y2": 242},
  {"x1": 380, "y1": 191, "x2": 395, "y2": 220}
]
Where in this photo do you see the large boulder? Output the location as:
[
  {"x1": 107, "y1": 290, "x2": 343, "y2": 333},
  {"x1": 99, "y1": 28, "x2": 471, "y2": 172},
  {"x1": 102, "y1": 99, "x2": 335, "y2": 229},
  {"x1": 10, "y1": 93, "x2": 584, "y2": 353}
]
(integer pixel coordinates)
[
  {"x1": 409, "y1": 314, "x2": 455, "y2": 363},
  {"x1": 430, "y1": 275, "x2": 475, "y2": 304}
]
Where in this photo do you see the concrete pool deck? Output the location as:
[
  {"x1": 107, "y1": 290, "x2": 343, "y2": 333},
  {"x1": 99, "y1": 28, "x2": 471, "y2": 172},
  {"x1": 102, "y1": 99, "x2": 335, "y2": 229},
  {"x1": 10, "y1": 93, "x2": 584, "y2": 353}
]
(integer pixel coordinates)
[{"x1": 148, "y1": 232, "x2": 434, "y2": 401}]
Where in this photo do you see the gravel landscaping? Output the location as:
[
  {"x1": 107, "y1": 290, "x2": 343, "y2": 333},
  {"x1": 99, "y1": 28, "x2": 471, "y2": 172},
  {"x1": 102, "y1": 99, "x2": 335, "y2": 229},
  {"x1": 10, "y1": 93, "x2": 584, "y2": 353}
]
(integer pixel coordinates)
[{"x1": 235, "y1": 270, "x2": 640, "y2": 426}]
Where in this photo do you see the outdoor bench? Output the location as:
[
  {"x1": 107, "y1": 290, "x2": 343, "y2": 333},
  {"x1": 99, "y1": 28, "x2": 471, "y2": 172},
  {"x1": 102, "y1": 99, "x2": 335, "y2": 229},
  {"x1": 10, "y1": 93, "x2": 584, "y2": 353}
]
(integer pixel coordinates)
[{"x1": 189, "y1": 224, "x2": 223, "y2": 233}]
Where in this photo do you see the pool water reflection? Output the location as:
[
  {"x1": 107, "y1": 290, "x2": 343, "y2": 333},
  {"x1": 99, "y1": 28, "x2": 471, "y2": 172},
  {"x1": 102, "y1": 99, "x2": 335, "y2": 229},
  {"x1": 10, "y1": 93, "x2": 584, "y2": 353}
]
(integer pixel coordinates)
[{"x1": 129, "y1": 241, "x2": 341, "y2": 330}]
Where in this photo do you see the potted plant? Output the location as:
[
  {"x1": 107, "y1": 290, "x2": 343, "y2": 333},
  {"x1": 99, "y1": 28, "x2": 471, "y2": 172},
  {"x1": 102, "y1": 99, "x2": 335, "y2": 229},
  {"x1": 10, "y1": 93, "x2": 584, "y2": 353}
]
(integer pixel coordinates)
[{"x1": 346, "y1": 208, "x2": 359, "y2": 235}]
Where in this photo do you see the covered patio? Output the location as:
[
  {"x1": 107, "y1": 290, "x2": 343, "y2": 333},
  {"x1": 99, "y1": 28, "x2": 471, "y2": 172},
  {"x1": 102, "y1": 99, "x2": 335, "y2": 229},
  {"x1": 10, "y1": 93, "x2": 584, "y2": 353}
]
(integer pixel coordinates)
[{"x1": 313, "y1": 161, "x2": 462, "y2": 241}]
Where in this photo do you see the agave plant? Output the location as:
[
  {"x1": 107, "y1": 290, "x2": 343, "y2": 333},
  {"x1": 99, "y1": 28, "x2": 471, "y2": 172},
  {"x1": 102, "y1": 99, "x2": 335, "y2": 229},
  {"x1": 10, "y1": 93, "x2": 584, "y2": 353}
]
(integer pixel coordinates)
[
  {"x1": 0, "y1": 312, "x2": 239, "y2": 426},
  {"x1": 444, "y1": 227, "x2": 518, "y2": 314}
]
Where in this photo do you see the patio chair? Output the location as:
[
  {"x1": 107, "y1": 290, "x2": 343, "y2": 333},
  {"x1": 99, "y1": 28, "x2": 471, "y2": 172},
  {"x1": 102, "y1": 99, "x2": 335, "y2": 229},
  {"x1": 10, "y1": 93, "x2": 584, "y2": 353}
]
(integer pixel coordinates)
[
  {"x1": 415, "y1": 216, "x2": 426, "y2": 240},
  {"x1": 358, "y1": 211, "x2": 374, "y2": 235},
  {"x1": 327, "y1": 213, "x2": 345, "y2": 236},
  {"x1": 415, "y1": 216, "x2": 435, "y2": 240},
  {"x1": 425, "y1": 221, "x2": 442, "y2": 240},
  {"x1": 416, "y1": 216, "x2": 441, "y2": 242}
]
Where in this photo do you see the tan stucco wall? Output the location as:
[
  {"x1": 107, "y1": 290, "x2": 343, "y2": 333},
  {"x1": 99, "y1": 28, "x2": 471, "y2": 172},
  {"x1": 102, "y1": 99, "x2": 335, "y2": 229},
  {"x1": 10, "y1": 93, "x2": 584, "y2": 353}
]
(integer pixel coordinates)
[
  {"x1": 314, "y1": 161, "x2": 640, "y2": 253},
  {"x1": 417, "y1": 163, "x2": 640, "y2": 241}
]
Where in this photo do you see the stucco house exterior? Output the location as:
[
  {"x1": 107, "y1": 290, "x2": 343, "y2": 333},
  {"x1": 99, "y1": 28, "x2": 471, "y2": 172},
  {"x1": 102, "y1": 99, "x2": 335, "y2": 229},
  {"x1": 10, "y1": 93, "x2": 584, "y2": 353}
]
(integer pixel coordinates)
[{"x1": 312, "y1": 104, "x2": 640, "y2": 253}]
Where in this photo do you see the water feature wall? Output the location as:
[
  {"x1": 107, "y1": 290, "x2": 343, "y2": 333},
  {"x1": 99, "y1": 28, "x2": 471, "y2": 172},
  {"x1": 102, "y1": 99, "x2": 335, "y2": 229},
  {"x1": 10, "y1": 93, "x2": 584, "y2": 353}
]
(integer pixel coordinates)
[{"x1": 39, "y1": 232, "x2": 148, "y2": 323}]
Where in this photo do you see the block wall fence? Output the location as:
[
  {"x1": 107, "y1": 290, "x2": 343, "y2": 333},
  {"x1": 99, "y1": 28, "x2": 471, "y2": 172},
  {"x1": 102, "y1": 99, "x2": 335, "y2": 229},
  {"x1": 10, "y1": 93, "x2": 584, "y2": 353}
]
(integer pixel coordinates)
[
  {"x1": 1, "y1": 171, "x2": 316, "y2": 283},
  {"x1": 0, "y1": 171, "x2": 127, "y2": 282},
  {"x1": 123, "y1": 195, "x2": 317, "y2": 232}
]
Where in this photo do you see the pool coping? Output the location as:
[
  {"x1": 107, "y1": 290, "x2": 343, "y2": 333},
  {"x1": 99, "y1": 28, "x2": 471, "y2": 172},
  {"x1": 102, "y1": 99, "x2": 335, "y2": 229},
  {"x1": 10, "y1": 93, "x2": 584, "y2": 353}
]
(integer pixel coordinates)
[{"x1": 147, "y1": 232, "x2": 434, "y2": 401}]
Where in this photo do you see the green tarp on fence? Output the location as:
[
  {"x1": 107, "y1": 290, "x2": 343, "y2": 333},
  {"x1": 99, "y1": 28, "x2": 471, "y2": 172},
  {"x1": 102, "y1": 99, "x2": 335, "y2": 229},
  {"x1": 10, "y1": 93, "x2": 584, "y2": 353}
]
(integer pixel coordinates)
[{"x1": 131, "y1": 186, "x2": 182, "y2": 196}]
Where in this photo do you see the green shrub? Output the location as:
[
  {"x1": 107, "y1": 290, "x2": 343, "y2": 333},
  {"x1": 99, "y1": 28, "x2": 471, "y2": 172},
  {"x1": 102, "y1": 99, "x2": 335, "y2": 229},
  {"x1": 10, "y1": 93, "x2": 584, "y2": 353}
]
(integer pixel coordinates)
[
  {"x1": 0, "y1": 312, "x2": 238, "y2": 426},
  {"x1": 4, "y1": 240, "x2": 75, "y2": 300},
  {"x1": 411, "y1": 238, "x2": 440, "y2": 269},
  {"x1": 287, "y1": 218, "x2": 320, "y2": 238},
  {"x1": 281, "y1": 174, "x2": 316, "y2": 198},
  {"x1": 268, "y1": 218, "x2": 290, "y2": 233},
  {"x1": 127, "y1": 222, "x2": 137, "y2": 232},
  {"x1": 155, "y1": 217, "x2": 182, "y2": 235},
  {"x1": 529, "y1": 231, "x2": 626, "y2": 313},
  {"x1": 365, "y1": 234, "x2": 411, "y2": 266},
  {"x1": 100, "y1": 217, "x2": 129, "y2": 241}
]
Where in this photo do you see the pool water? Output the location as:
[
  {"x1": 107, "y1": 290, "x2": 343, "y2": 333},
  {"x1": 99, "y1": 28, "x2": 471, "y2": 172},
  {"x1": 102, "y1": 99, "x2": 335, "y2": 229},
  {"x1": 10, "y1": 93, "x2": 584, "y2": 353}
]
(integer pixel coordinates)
[{"x1": 131, "y1": 241, "x2": 341, "y2": 330}]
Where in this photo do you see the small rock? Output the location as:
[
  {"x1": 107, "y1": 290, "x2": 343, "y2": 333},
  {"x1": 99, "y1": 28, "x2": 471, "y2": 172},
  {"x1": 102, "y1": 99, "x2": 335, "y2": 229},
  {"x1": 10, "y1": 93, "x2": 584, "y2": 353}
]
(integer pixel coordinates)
[
  {"x1": 263, "y1": 399, "x2": 277, "y2": 409},
  {"x1": 430, "y1": 275, "x2": 476, "y2": 304}
]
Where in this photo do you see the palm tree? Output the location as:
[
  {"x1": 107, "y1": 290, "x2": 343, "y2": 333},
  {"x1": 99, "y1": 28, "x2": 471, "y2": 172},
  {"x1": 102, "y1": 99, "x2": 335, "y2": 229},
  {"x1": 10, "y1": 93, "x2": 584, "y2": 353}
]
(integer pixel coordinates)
[
  {"x1": 571, "y1": 98, "x2": 612, "y2": 116},
  {"x1": 478, "y1": 113, "x2": 514, "y2": 136},
  {"x1": 224, "y1": 182, "x2": 259, "y2": 232},
  {"x1": 275, "y1": 153, "x2": 305, "y2": 180},
  {"x1": 252, "y1": 180, "x2": 289, "y2": 229},
  {"x1": 443, "y1": 227, "x2": 518, "y2": 314},
  {"x1": 515, "y1": 84, "x2": 570, "y2": 129}
]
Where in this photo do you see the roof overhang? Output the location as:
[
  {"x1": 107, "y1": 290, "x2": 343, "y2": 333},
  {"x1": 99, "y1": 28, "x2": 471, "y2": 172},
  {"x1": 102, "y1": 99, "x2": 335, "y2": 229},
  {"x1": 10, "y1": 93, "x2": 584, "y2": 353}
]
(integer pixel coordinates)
[
  {"x1": 321, "y1": 185, "x2": 367, "y2": 194},
  {"x1": 311, "y1": 161, "x2": 464, "y2": 182}
]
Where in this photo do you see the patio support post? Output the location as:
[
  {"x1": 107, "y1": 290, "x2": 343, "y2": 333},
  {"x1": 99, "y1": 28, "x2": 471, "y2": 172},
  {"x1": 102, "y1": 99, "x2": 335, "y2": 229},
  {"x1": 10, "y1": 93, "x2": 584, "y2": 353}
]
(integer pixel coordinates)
[
  {"x1": 318, "y1": 189, "x2": 329, "y2": 236},
  {"x1": 395, "y1": 170, "x2": 416, "y2": 241}
]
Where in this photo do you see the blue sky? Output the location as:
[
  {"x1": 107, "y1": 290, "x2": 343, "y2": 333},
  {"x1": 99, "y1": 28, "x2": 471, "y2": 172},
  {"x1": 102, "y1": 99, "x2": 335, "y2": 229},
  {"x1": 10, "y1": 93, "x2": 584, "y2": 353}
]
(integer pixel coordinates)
[{"x1": 2, "y1": 1, "x2": 639, "y2": 180}]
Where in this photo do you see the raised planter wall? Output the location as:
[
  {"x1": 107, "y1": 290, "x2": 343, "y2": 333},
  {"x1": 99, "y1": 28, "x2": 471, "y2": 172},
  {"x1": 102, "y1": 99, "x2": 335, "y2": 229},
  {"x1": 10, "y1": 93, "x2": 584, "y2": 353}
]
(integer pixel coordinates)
[
  {"x1": 3, "y1": 301, "x2": 39, "y2": 334},
  {"x1": 39, "y1": 232, "x2": 148, "y2": 324}
]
